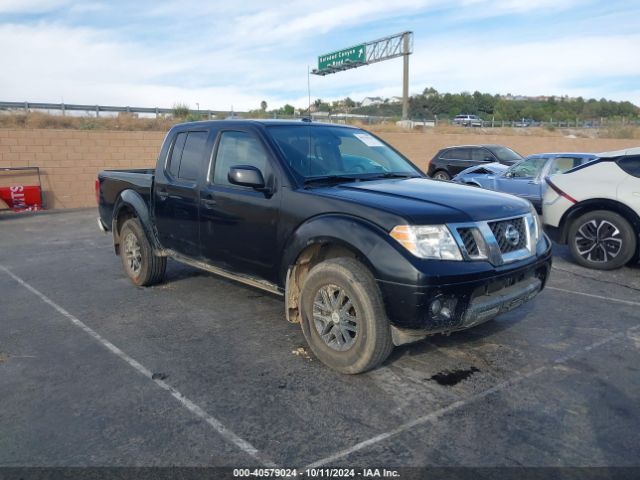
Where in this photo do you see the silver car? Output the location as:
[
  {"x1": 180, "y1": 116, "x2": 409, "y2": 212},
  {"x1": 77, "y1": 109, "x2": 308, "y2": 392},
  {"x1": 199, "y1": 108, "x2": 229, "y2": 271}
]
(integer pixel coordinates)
[{"x1": 453, "y1": 153, "x2": 598, "y2": 212}]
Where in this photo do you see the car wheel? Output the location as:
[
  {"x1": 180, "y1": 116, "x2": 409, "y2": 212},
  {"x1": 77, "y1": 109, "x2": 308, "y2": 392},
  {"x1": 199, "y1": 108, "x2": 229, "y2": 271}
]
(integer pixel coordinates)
[
  {"x1": 567, "y1": 210, "x2": 636, "y2": 270},
  {"x1": 433, "y1": 170, "x2": 451, "y2": 181},
  {"x1": 120, "y1": 218, "x2": 167, "y2": 286},
  {"x1": 299, "y1": 257, "x2": 393, "y2": 374}
]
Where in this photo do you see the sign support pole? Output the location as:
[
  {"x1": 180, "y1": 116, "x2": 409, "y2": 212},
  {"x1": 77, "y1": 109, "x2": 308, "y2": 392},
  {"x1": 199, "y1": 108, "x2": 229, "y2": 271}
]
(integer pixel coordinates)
[{"x1": 402, "y1": 32, "x2": 410, "y2": 120}]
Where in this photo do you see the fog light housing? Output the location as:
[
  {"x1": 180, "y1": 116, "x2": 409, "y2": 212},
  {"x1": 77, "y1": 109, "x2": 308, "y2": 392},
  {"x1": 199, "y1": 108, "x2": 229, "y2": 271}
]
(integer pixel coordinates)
[{"x1": 430, "y1": 296, "x2": 458, "y2": 324}]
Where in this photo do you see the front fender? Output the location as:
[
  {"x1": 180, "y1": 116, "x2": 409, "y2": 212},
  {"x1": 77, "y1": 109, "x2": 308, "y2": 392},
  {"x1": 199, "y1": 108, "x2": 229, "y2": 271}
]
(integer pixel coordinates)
[
  {"x1": 280, "y1": 214, "x2": 421, "y2": 284},
  {"x1": 112, "y1": 190, "x2": 161, "y2": 251}
]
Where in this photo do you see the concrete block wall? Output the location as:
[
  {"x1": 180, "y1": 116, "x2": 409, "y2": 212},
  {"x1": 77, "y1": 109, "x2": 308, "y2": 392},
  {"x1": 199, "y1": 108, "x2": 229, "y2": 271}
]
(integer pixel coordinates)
[
  {"x1": 0, "y1": 129, "x2": 164, "y2": 209},
  {"x1": 1, "y1": 128, "x2": 638, "y2": 209}
]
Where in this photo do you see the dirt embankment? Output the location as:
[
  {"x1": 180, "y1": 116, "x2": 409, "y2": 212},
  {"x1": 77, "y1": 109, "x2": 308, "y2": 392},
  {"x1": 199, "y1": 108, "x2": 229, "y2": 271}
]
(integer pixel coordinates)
[{"x1": 376, "y1": 130, "x2": 640, "y2": 171}]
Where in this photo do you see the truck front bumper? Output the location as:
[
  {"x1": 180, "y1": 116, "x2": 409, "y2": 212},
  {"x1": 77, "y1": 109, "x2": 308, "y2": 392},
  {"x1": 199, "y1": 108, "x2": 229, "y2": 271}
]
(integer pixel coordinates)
[{"x1": 378, "y1": 244, "x2": 552, "y2": 343}]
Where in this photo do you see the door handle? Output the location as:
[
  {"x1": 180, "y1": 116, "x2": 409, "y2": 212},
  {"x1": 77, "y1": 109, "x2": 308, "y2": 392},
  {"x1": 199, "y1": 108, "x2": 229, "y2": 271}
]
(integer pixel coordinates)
[{"x1": 201, "y1": 196, "x2": 217, "y2": 208}]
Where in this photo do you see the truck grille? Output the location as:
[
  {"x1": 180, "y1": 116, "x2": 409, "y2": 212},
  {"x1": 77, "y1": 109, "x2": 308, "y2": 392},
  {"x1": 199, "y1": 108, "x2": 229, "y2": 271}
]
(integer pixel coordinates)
[
  {"x1": 449, "y1": 214, "x2": 534, "y2": 266},
  {"x1": 457, "y1": 227, "x2": 479, "y2": 256},
  {"x1": 488, "y1": 217, "x2": 527, "y2": 254}
]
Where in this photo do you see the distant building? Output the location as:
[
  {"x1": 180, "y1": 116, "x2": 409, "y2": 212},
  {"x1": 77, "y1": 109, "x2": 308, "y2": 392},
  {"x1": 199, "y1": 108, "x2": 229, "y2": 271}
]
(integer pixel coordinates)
[{"x1": 360, "y1": 96, "x2": 385, "y2": 107}]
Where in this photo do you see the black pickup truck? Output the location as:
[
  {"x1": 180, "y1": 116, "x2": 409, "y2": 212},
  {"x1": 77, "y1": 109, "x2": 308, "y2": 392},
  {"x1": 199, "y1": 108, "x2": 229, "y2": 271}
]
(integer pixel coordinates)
[{"x1": 97, "y1": 120, "x2": 552, "y2": 373}]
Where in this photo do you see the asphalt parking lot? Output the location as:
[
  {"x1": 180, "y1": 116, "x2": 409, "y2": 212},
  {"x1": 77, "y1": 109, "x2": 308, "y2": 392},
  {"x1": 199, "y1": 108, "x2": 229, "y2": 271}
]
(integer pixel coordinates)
[{"x1": 1, "y1": 209, "x2": 639, "y2": 469}]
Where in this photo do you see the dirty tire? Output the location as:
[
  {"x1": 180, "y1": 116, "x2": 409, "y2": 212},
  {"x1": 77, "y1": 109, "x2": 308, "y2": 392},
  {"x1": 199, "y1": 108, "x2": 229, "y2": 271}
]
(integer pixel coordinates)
[
  {"x1": 299, "y1": 257, "x2": 393, "y2": 374},
  {"x1": 432, "y1": 170, "x2": 450, "y2": 181},
  {"x1": 120, "y1": 218, "x2": 166, "y2": 286},
  {"x1": 567, "y1": 210, "x2": 636, "y2": 270}
]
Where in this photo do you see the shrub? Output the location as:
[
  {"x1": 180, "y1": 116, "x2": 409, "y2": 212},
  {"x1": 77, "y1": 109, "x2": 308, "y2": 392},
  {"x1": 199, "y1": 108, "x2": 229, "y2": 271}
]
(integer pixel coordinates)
[{"x1": 172, "y1": 103, "x2": 190, "y2": 118}]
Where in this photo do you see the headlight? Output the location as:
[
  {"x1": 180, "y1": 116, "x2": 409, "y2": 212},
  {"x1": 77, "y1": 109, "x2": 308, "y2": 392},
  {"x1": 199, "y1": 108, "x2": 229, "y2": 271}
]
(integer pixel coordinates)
[
  {"x1": 529, "y1": 205, "x2": 541, "y2": 243},
  {"x1": 390, "y1": 225, "x2": 463, "y2": 260}
]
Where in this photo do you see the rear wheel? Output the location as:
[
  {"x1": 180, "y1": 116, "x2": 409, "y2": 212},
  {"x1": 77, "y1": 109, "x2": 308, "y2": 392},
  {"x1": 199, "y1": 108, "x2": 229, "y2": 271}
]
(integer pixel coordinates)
[
  {"x1": 567, "y1": 210, "x2": 636, "y2": 270},
  {"x1": 432, "y1": 170, "x2": 451, "y2": 181},
  {"x1": 120, "y1": 218, "x2": 166, "y2": 285},
  {"x1": 299, "y1": 258, "x2": 393, "y2": 374}
]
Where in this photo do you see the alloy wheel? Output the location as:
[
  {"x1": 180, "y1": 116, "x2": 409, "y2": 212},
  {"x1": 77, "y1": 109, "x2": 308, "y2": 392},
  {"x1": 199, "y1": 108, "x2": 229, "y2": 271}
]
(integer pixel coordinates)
[
  {"x1": 123, "y1": 232, "x2": 142, "y2": 275},
  {"x1": 312, "y1": 284, "x2": 359, "y2": 351},
  {"x1": 574, "y1": 219, "x2": 623, "y2": 263}
]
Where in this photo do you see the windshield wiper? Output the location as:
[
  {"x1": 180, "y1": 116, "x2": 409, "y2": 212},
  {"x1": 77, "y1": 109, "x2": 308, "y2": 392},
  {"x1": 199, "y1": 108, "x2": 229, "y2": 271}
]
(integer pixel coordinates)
[
  {"x1": 360, "y1": 172, "x2": 421, "y2": 180},
  {"x1": 303, "y1": 175, "x2": 362, "y2": 187}
]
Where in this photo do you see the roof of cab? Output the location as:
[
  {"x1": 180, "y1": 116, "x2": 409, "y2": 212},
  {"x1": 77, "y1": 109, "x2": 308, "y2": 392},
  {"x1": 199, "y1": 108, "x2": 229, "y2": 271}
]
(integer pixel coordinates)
[{"x1": 171, "y1": 119, "x2": 361, "y2": 130}]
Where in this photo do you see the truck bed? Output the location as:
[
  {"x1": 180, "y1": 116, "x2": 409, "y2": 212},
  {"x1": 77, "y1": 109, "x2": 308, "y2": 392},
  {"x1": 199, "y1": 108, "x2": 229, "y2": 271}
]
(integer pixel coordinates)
[{"x1": 97, "y1": 168, "x2": 155, "y2": 231}]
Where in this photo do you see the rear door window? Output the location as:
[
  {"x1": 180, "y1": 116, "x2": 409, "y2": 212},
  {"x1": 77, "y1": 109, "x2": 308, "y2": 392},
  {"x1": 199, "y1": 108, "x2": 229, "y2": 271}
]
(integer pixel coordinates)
[
  {"x1": 167, "y1": 132, "x2": 187, "y2": 178},
  {"x1": 617, "y1": 156, "x2": 640, "y2": 178},
  {"x1": 549, "y1": 156, "x2": 593, "y2": 174},
  {"x1": 443, "y1": 148, "x2": 470, "y2": 160},
  {"x1": 178, "y1": 131, "x2": 209, "y2": 181},
  {"x1": 472, "y1": 148, "x2": 495, "y2": 161},
  {"x1": 166, "y1": 131, "x2": 208, "y2": 181}
]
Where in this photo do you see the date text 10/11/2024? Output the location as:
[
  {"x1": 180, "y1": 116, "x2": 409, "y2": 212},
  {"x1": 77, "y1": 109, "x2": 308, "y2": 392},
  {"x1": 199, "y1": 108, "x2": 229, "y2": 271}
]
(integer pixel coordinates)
[{"x1": 232, "y1": 468, "x2": 400, "y2": 478}]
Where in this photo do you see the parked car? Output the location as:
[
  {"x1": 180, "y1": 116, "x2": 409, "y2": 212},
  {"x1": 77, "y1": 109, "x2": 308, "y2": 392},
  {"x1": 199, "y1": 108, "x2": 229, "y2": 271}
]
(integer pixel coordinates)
[
  {"x1": 543, "y1": 147, "x2": 640, "y2": 270},
  {"x1": 97, "y1": 120, "x2": 552, "y2": 374},
  {"x1": 453, "y1": 153, "x2": 598, "y2": 212},
  {"x1": 428, "y1": 144, "x2": 524, "y2": 181},
  {"x1": 514, "y1": 118, "x2": 538, "y2": 128},
  {"x1": 452, "y1": 114, "x2": 483, "y2": 127}
]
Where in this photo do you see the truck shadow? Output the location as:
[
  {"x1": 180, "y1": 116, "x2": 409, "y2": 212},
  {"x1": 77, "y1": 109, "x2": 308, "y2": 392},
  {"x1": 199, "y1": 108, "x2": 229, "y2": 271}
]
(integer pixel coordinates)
[{"x1": 387, "y1": 306, "x2": 533, "y2": 362}]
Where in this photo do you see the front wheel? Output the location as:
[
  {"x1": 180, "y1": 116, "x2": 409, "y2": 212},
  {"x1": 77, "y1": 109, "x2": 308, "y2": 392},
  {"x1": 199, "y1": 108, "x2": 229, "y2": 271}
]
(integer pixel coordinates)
[
  {"x1": 299, "y1": 258, "x2": 393, "y2": 374},
  {"x1": 120, "y1": 218, "x2": 167, "y2": 286},
  {"x1": 567, "y1": 210, "x2": 636, "y2": 270}
]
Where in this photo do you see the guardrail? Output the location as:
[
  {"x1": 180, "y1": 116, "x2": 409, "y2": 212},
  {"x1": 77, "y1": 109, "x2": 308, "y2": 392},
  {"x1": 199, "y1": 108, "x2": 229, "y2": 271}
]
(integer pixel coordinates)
[
  {"x1": 0, "y1": 101, "x2": 240, "y2": 119},
  {"x1": 2, "y1": 101, "x2": 636, "y2": 129},
  {"x1": 445, "y1": 118, "x2": 640, "y2": 128}
]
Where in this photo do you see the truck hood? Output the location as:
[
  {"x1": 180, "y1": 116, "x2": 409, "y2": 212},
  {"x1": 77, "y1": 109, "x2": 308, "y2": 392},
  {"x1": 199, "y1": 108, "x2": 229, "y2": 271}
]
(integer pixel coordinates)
[{"x1": 315, "y1": 178, "x2": 531, "y2": 224}]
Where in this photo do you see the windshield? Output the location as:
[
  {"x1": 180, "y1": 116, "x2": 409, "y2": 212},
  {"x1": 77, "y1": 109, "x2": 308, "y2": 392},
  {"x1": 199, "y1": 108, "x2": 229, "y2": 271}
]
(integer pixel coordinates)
[
  {"x1": 490, "y1": 146, "x2": 524, "y2": 164},
  {"x1": 507, "y1": 157, "x2": 547, "y2": 178},
  {"x1": 267, "y1": 125, "x2": 421, "y2": 181}
]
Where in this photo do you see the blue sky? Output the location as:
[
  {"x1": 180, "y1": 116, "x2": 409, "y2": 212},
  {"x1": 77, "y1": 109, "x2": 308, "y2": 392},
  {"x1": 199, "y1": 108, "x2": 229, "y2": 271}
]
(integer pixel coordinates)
[{"x1": 1, "y1": 0, "x2": 639, "y2": 111}]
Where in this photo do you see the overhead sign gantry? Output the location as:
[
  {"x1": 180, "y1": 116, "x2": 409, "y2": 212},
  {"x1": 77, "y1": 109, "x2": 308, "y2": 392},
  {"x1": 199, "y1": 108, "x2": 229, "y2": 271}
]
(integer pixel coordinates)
[{"x1": 312, "y1": 31, "x2": 414, "y2": 119}]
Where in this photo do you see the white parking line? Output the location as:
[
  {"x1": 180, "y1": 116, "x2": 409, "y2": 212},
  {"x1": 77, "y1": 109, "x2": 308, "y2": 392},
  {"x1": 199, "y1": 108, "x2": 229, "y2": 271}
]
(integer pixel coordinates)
[
  {"x1": 0, "y1": 265, "x2": 276, "y2": 467},
  {"x1": 304, "y1": 321, "x2": 640, "y2": 468},
  {"x1": 546, "y1": 286, "x2": 640, "y2": 307}
]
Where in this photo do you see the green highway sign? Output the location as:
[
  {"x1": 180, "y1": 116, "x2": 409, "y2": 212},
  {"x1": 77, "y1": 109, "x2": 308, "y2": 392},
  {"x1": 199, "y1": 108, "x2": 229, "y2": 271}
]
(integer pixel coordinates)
[{"x1": 318, "y1": 44, "x2": 366, "y2": 71}]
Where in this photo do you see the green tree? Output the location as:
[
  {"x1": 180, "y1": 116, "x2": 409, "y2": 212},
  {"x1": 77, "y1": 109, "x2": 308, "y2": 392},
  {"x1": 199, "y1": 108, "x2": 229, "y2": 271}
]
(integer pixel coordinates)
[{"x1": 260, "y1": 100, "x2": 267, "y2": 111}]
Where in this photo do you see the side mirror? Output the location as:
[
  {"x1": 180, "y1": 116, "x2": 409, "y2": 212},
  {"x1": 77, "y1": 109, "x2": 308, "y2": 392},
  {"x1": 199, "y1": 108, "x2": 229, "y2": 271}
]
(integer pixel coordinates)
[
  {"x1": 504, "y1": 171, "x2": 514, "y2": 178},
  {"x1": 483, "y1": 156, "x2": 493, "y2": 162},
  {"x1": 228, "y1": 165, "x2": 265, "y2": 189}
]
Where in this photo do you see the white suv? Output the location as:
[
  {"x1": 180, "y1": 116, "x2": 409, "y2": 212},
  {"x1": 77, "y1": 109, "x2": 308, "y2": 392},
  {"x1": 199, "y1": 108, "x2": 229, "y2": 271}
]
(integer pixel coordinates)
[
  {"x1": 452, "y1": 114, "x2": 483, "y2": 127},
  {"x1": 542, "y1": 147, "x2": 640, "y2": 270}
]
